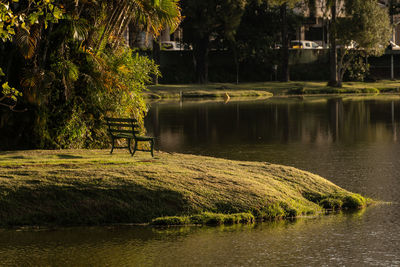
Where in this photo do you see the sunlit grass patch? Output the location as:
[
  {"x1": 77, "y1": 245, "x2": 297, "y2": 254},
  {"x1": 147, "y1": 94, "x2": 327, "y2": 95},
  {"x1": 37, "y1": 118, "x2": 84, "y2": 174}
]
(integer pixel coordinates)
[
  {"x1": 0, "y1": 149, "x2": 372, "y2": 227},
  {"x1": 151, "y1": 212, "x2": 255, "y2": 226}
]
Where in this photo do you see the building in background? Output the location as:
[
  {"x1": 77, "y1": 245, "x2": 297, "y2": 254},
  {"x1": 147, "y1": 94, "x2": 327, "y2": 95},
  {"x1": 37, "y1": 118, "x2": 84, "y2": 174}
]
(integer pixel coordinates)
[
  {"x1": 378, "y1": 0, "x2": 400, "y2": 44},
  {"x1": 295, "y1": 0, "x2": 398, "y2": 47}
]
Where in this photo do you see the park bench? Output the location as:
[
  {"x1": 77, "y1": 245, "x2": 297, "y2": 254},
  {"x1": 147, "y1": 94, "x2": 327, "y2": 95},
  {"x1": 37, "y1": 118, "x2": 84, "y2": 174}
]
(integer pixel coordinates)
[{"x1": 105, "y1": 117, "x2": 155, "y2": 157}]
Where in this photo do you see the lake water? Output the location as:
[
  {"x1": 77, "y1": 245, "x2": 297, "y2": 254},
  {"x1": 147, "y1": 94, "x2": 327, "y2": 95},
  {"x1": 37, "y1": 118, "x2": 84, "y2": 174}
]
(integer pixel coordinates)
[{"x1": 1, "y1": 96, "x2": 400, "y2": 266}]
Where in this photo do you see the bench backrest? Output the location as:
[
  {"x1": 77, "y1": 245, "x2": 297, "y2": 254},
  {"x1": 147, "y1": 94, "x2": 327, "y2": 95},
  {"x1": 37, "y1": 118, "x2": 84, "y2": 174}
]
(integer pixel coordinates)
[{"x1": 105, "y1": 117, "x2": 140, "y2": 136}]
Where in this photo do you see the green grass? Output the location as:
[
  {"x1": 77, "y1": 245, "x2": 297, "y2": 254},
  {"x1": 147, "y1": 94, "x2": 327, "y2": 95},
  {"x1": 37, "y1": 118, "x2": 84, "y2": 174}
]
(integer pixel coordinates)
[
  {"x1": 148, "y1": 80, "x2": 400, "y2": 99},
  {"x1": 151, "y1": 212, "x2": 255, "y2": 226},
  {"x1": 0, "y1": 149, "x2": 371, "y2": 227}
]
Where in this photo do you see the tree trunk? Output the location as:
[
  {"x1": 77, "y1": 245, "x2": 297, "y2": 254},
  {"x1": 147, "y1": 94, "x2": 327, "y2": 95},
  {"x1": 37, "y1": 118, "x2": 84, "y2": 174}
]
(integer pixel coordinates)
[
  {"x1": 280, "y1": 3, "x2": 290, "y2": 82},
  {"x1": 61, "y1": 42, "x2": 71, "y2": 101},
  {"x1": 113, "y1": 12, "x2": 132, "y2": 49},
  {"x1": 95, "y1": 0, "x2": 128, "y2": 52},
  {"x1": 152, "y1": 39, "x2": 160, "y2": 84},
  {"x1": 128, "y1": 21, "x2": 138, "y2": 48},
  {"x1": 113, "y1": 3, "x2": 135, "y2": 49},
  {"x1": 193, "y1": 35, "x2": 209, "y2": 84},
  {"x1": 41, "y1": 22, "x2": 53, "y2": 68},
  {"x1": 232, "y1": 42, "x2": 239, "y2": 85},
  {"x1": 337, "y1": 49, "x2": 345, "y2": 88},
  {"x1": 328, "y1": 1, "x2": 338, "y2": 86}
]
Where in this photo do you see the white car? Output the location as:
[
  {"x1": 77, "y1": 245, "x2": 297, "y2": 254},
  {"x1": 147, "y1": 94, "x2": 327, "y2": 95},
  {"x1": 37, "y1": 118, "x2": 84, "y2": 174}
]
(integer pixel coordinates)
[
  {"x1": 160, "y1": 41, "x2": 190, "y2": 51},
  {"x1": 290, "y1": 40, "x2": 322, "y2": 49},
  {"x1": 388, "y1": 41, "x2": 400, "y2": 50}
]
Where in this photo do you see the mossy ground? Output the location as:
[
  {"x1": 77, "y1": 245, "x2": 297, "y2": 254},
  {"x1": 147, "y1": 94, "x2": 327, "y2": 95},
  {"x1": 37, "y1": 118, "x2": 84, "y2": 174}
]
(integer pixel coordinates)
[
  {"x1": 148, "y1": 80, "x2": 400, "y2": 99},
  {"x1": 151, "y1": 212, "x2": 255, "y2": 226},
  {"x1": 0, "y1": 149, "x2": 370, "y2": 227}
]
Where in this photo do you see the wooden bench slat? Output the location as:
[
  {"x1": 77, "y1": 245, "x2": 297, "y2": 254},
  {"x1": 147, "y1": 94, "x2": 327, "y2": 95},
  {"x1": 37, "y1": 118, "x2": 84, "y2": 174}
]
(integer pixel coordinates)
[
  {"x1": 109, "y1": 129, "x2": 139, "y2": 134},
  {"x1": 106, "y1": 122, "x2": 139, "y2": 128},
  {"x1": 113, "y1": 134, "x2": 134, "y2": 138},
  {"x1": 105, "y1": 117, "x2": 137, "y2": 123}
]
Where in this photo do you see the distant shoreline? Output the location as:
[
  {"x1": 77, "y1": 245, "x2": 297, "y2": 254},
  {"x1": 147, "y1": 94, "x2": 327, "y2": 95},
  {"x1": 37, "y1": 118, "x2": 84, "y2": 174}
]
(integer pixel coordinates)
[{"x1": 147, "y1": 80, "x2": 400, "y2": 100}]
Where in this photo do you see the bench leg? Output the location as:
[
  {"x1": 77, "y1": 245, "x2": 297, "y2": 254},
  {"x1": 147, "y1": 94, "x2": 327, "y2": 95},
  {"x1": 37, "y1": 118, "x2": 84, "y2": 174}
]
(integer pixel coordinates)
[
  {"x1": 131, "y1": 140, "x2": 137, "y2": 156},
  {"x1": 110, "y1": 138, "x2": 115, "y2": 154},
  {"x1": 150, "y1": 140, "x2": 154, "y2": 157},
  {"x1": 127, "y1": 138, "x2": 132, "y2": 155}
]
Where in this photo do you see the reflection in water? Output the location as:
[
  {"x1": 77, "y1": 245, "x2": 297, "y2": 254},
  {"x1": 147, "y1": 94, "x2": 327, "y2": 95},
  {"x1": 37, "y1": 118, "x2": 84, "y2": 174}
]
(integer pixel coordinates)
[
  {"x1": 147, "y1": 97, "x2": 400, "y2": 152},
  {"x1": 1, "y1": 96, "x2": 400, "y2": 266},
  {"x1": 393, "y1": 101, "x2": 397, "y2": 142}
]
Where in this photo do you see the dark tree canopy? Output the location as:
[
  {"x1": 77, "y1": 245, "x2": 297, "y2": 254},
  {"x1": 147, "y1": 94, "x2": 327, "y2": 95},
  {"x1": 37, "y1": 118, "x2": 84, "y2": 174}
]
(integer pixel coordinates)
[{"x1": 181, "y1": 0, "x2": 247, "y2": 83}]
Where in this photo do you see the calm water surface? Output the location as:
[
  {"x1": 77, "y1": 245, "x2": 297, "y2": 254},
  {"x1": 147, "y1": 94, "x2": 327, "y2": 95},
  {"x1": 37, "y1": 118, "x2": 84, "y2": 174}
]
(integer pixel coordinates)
[{"x1": 1, "y1": 96, "x2": 400, "y2": 266}]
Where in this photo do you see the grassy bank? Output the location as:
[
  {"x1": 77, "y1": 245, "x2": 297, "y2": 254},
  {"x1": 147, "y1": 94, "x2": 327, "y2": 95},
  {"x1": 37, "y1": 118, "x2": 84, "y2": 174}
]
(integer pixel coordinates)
[
  {"x1": 148, "y1": 80, "x2": 400, "y2": 99},
  {"x1": 146, "y1": 86, "x2": 273, "y2": 100},
  {"x1": 0, "y1": 149, "x2": 369, "y2": 227}
]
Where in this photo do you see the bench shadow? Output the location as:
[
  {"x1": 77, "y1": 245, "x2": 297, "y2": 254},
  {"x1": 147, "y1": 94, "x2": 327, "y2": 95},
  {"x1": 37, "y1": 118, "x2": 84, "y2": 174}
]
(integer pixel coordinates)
[
  {"x1": 9, "y1": 156, "x2": 26, "y2": 159},
  {"x1": 56, "y1": 154, "x2": 83, "y2": 159}
]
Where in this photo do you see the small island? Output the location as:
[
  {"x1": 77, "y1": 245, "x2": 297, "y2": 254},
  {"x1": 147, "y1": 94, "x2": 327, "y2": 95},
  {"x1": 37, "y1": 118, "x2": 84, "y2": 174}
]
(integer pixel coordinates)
[{"x1": 0, "y1": 150, "x2": 369, "y2": 227}]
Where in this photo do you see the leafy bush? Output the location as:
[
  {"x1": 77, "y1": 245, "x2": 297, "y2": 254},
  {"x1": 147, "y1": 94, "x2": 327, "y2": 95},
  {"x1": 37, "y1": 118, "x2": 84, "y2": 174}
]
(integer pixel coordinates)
[
  {"x1": 345, "y1": 53, "x2": 370, "y2": 82},
  {"x1": 317, "y1": 193, "x2": 366, "y2": 211},
  {"x1": 151, "y1": 216, "x2": 189, "y2": 226},
  {"x1": 258, "y1": 203, "x2": 286, "y2": 220},
  {"x1": 342, "y1": 194, "x2": 367, "y2": 209},
  {"x1": 319, "y1": 198, "x2": 343, "y2": 210},
  {"x1": 55, "y1": 104, "x2": 92, "y2": 148},
  {"x1": 43, "y1": 47, "x2": 159, "y2": 149}
]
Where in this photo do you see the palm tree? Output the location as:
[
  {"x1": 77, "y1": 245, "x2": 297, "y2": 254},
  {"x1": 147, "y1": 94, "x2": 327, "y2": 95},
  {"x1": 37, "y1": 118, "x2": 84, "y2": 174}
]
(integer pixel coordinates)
[{"x1": 94, "y1": 0, "x2": 181, "y2": 52}]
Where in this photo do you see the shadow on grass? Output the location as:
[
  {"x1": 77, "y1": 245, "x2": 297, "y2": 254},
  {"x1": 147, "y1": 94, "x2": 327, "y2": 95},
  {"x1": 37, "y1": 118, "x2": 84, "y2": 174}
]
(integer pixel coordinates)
[
  {"x1": 56, "y1": 154, "x2": 84, "y2": 159},
  {"x1": 0, "y1": 183, "x2": 190, "y2": 227},
  {"x1": 9, "y1": 156, "x2": 26, "y2": 159}
]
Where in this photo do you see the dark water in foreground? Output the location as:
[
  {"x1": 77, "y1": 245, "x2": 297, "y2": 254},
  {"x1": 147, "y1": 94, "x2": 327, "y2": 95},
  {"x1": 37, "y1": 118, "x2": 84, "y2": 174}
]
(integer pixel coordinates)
[{"x1": 1, "y1": 96, "x2": 400, "y2": 266}]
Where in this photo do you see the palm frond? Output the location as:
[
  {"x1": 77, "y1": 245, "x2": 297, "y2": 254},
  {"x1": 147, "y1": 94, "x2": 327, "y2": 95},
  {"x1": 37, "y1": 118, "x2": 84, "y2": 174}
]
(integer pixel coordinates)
[{"x1": 14, "y1": 27, "x2": 40, "y2": 59}]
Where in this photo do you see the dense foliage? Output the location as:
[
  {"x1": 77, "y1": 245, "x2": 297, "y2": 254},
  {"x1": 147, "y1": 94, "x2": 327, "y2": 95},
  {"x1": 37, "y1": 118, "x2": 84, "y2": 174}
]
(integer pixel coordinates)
[
  {"x1": 334, "y1": 0, "x2": 391, "y2": 86},
  {"x1": 0, "y1": 0, "x2": 63, "y2": 111},
  {"x1": 180, "y1": 0, "x2": 391, "y2": 86},
  {"x1": 235, "y1": 1, "x2": 304, "y2": 82},
  {"x1": 0, "y1": 0, "x2": 180, "y2": 149},
  {"x1": 268, "y1": 0, "x2": 304, "y2": 82},
  {"x1": 181, "y1": 0, "x2": 247, "y2": 83}
]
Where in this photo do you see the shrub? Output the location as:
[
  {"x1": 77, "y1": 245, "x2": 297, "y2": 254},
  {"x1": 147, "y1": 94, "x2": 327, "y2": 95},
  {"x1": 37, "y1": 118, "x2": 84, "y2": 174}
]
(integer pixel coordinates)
[
  {"x1": 278, "y1": 202, "x2": 298, "y2": 218},
  {"x1": 342, "y1": 194, "x2": 366, "y2": 209},
  {"x1": 258, "y1": 203, "x2": 286, "y2": 220},
  {"x1": 319, "y1": 198, "x2": 343, "y2": 210},
  {"x1": 151, "y1": 216, "x2": 188, "y2": 226},
  {"x1": 345, "y1": 54, "x2": 370, "y2": 82}
]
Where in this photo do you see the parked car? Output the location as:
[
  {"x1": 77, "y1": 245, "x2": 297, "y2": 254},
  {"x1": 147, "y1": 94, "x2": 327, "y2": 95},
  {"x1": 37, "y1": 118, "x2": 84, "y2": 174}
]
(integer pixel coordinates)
[
  {"x1": 336, "y1": 40, "x2": 357, "y2": 49},
  {"x1": 160, "y1": 41, "x2": 191, "y2": 51},
  {"x1": 290, "y1": 40, "x2": 322, "y2": 49},
  {"x1": 388, "y1": 40, "x2": 400, "y2": 50}
]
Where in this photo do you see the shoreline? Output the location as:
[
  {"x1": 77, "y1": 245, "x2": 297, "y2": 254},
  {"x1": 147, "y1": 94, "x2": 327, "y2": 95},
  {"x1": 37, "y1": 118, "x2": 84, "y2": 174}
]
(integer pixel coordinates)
[
  {"x1": 0, "y1": 149, "x2": 371, "y2": 227},
  {"x1": 147, "y1": 80, "x2": 400, "y2": 100}
]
